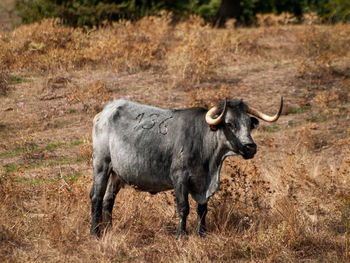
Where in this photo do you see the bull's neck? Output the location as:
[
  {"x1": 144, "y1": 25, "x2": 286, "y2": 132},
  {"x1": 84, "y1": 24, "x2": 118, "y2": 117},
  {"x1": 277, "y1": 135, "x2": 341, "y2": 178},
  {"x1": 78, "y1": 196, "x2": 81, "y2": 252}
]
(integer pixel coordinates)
[{"x1": 204, "y1": 126, "x2": 234, "y2": 169}]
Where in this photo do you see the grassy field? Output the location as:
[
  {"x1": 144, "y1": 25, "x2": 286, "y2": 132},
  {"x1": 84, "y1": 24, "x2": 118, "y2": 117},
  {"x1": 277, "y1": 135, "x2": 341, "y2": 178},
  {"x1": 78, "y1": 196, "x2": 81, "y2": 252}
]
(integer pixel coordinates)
[{"x1": 1, "y1": 12, "x2": 350, "y2": 262}]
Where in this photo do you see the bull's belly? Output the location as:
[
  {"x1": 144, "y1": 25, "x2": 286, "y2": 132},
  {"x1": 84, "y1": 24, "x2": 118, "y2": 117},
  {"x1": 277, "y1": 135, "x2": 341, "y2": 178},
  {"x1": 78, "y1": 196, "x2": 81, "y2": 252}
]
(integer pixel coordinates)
[
  {"x1": 126, "y1": 180, "x2": 173, "y2": 193},
  {"x1": 112, "y1": 164, "x2": 173, "y2": 193},
  {"x1": 119, "y1": 174, "x2": 173, "y2": 192}
]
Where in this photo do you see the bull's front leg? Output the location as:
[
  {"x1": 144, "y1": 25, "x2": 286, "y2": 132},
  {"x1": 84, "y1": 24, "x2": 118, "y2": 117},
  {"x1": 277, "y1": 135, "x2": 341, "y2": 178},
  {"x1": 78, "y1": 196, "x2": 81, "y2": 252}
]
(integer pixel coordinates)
[
  {"x1": 174, "y1": 183, "x2": 189, "y2": 240},
  {"x1": 196, "y1": 203, "x2": 208, "y2": 237}
]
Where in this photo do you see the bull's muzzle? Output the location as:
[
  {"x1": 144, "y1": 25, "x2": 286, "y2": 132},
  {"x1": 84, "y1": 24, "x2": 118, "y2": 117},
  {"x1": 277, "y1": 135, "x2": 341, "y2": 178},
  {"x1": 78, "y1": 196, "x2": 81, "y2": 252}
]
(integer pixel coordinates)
[{"x1": 241, "y1": 143, "x2": 257, "y2": 159}]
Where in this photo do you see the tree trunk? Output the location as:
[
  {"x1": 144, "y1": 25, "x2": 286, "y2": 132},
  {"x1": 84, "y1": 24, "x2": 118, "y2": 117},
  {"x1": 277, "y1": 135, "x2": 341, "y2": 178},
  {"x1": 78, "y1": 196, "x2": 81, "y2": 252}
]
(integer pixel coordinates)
[{"x1": 212, "y1": 0, "x2": 242, "y2": 28}]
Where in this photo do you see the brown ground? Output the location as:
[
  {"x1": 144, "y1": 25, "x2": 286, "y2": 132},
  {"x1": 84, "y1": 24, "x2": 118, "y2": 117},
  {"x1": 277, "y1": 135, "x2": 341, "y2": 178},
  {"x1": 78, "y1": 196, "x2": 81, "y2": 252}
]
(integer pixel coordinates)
[{"x1": 1, "y1": 9, "x2": 350, "y2": 263}]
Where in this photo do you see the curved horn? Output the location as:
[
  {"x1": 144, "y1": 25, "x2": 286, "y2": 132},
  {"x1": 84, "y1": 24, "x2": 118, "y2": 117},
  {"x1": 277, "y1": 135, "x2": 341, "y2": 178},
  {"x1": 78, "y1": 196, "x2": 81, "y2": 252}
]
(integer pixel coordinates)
[
  {"x1": 205, "y1": 99, "x2": 227, "y2": 125},
  {"x1": 247, "y1": 97, "x2": 283, "y2": 122}
]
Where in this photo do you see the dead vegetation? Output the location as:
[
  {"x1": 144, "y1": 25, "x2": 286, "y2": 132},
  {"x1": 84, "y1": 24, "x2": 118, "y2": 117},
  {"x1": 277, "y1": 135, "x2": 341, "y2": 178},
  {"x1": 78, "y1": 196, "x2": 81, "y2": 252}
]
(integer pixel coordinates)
[
  {"x1": 1, "y1": 13, "x2": 350, "y2": 262},
  {"x1": 0, "y1": 70, "x2": 9, "y2": 96}
]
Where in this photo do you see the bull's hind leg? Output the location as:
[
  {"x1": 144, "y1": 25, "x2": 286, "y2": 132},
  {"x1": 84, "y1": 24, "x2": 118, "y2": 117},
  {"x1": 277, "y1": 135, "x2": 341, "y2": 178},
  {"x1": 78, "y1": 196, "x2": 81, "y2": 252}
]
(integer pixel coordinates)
[
  {"x1": 90, "y1": 158, "x2": 111, "y2": 237},
  {"x1": 102, "y1": 171, "x2": 123, "y2": 229}
]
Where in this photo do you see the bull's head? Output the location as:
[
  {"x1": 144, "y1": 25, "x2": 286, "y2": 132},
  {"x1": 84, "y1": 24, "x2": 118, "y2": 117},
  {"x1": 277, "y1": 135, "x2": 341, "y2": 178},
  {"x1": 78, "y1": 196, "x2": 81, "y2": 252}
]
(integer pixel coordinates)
[{"x1": 205, "y1": 97, "x2": 283, "y2": 159}]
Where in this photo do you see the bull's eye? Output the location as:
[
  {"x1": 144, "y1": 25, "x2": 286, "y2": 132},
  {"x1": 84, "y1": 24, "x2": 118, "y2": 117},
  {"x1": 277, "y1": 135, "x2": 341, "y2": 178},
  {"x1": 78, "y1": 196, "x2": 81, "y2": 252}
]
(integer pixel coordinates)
[{"x1": 226, "y1": 122, "x2": 236, "y2": 130}]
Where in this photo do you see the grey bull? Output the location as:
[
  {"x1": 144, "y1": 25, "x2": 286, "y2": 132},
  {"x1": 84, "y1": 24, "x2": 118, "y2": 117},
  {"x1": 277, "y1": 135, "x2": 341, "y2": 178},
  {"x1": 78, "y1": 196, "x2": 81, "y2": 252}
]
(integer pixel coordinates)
[{"x1": 90, "y1": 97, "x2": 283, "y2": 239}]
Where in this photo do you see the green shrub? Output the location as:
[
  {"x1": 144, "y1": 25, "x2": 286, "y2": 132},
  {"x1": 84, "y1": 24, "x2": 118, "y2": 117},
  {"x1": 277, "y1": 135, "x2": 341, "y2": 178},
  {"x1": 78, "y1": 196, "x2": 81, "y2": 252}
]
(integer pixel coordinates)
[
  {"x1": 15, "y1": 0, "x2": 350, "y2": 28},
  {"x1": 308, "y1": 0, "x2": 350, "y2": 23},
  {"x1": 14, "y1": 0, "x2": 204, "y2": 27},
  {"x1": 15, "y1": 0, "x2": 58, "y2": 24}
]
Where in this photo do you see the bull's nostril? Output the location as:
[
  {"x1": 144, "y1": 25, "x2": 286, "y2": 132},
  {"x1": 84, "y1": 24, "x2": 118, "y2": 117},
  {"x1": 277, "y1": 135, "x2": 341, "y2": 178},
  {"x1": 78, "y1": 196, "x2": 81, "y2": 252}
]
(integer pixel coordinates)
[{"x1": 244, "y1": 143, "x2": 256, "y2": 150}]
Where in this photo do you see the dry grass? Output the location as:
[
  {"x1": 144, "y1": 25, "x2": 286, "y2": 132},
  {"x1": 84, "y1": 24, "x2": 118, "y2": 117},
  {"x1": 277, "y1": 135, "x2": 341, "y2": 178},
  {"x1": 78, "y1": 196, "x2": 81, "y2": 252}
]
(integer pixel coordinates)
[
  {"x1": 297, "y1": 24, "x2": 350, "y2": 82},
  {"x1": 0, "y1": 70, "x2": 9, "y2": 96},
  {"x1": 1, "y1": 13, "x2": 350, "y2": 262}
]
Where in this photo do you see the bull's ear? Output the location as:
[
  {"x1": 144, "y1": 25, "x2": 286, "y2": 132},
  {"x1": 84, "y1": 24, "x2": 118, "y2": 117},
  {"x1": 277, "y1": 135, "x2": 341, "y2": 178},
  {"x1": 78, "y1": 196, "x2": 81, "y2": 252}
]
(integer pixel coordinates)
[{"x1": 250, "y1": 117, "x2": 259, "y2": 130}]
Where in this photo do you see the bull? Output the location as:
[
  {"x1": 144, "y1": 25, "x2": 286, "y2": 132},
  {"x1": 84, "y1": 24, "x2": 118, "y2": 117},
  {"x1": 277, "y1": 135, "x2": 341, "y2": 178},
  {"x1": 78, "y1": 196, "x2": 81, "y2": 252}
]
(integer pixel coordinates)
[{"x1": 90, "y1": 97, "x2": 283, "y2": 239}]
